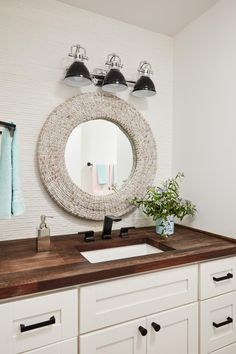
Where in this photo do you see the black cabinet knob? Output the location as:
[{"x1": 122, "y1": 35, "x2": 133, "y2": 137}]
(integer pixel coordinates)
[
  {"x1": 139, "y1": 326, "x2": 148, "y2": 336},
  {"x1": 151, "y1": 322, "x2": 161, "y2": 332}
]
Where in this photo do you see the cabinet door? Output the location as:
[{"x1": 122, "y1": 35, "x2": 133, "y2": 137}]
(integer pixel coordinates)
[
  {"x1": 80, "y1": 318, "x2": 147, "y2": 354},
  {"x1": 147, "y1": 303, "x2": 198, "y2": 354}
]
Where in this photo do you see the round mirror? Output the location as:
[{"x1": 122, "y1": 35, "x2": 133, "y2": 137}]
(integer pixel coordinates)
[
  {"x1": 38, "y1": 92, "x2": 156, "y2": 220},
  {"x1": 65, "y1": 120, "x2": 133, "y2": 196}
]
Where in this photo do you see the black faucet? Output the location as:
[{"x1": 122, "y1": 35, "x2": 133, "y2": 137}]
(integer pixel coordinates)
[{"x1": 102, "y1": 215, "x2": 122, "y2": 240}]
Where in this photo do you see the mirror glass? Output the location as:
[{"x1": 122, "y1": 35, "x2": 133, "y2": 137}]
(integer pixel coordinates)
[{"x1": 65, "y1": 119, "x2": 134, "y2": 196}]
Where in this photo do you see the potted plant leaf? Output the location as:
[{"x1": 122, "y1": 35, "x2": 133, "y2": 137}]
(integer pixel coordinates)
[{"x1": 131, "y1": 172, "x2": 196, "y2": 238}]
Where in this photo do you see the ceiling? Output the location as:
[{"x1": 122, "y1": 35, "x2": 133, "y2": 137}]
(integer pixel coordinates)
[{"x1": 58, "y1": 0, "x2": 218, "y2": 36}]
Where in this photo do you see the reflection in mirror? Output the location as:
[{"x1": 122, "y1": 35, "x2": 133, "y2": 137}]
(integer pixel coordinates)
[{"x1": 65, "y1": 119, "x2": 133, "y2": 196}]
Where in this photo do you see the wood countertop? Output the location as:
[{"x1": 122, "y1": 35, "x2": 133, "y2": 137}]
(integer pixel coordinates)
[{"x1": 0, "y1": 225, "x2": 236, "y2": 301}]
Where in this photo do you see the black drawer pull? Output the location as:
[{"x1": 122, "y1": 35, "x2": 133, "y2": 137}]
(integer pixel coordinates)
[
  {"x1": 138, "y1": 326, "x2": 148, "y2": 336},
  {"x1": 20, "y1": 316, "x2": 56, "y2": 333},
  {"x1": 151, "y1": 322, "x2": 161, "y2": 332},
  {"x1": 213, "y1": 317, "x2": 233, "y2": 328},
  {"x1": 213, "y1": 273, "x2": 233, "y2": 282}
]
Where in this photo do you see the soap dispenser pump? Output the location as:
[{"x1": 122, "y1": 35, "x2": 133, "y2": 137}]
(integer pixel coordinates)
[{"x1": 37, "y1": 215, "x2": 53, "y2": 252}]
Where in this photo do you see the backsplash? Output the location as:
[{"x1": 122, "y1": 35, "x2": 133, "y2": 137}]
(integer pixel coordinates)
[{"x1": 0, "y1": 0, "x2": 173, "y2": 240}]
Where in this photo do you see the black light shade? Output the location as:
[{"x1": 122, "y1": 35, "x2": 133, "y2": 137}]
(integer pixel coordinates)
[
  {"x1": 64, "y1": 61, "x2": 92, "y2": 87},
  {"x1": 102, "y1": 69, "x2": 127, "y2": 92},
  {"x1": 132, "y1": 76, "x2": 156, "y2": 97}
]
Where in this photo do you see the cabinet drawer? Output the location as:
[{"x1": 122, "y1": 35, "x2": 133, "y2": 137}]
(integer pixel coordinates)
[
  {"x1": 80, "y1": 265, "x2": 198, "y2": 333},
  {"x1": 200, "y1": 257, "x2": 236, "y2": 300},
  {"x1": 21, "y1": 338, "x2": 77, "y2": 354},
  {"x1": 211, "y1": 342, "x2": 236, "y2": 354},
  {"x1": 0, "y1": 289, "x2": 78, "y2": 354},
  {"x1": 200, "y1": 292, "x2": 236, "y2": 354}
]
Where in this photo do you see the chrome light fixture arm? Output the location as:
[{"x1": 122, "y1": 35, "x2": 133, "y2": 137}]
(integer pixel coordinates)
[
  {"x1": 68, "y1": 44, "x2": 88, "y2": 62},
  {"x1": 105, "y1": 53, "x2": 123, "y2": 69},
  {"x1": 138, "y1": 61, "x2": 153, "y2": 76}
]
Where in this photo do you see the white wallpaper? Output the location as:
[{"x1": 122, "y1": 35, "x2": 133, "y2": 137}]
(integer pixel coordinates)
[{"x1": 0, "y1": 0, "x2": 173, "y2": 240}]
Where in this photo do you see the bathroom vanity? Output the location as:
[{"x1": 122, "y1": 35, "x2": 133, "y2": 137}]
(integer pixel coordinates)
[{"x1": 1, "y1": 225, "x2": 236, "y2": 354}]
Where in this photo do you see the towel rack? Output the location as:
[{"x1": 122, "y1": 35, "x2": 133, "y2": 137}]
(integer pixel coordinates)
[{"x1": 0, "y1": 121, "x2": 16, "y2": 135}]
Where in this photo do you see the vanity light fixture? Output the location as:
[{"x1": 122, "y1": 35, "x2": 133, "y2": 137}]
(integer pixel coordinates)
[
  {"x1": 132, "y1": 61, "x2": 156, "y2": 97},
  {"x1": 102, "y1": 54, "x2": 127, "y2": 93},
  {"x1": 64, "y1": 44, "x2": 156, "y2": 97},
  {"x1": 64, "y1": 45, "x2": 92, "y2": 87}
]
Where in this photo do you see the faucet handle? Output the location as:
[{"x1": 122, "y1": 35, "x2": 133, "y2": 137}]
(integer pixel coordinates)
[
  {"x1": 78, "y1": 230, "x2": 95, "y2": 242},
  {"x1": 119, "y1": 227, "x2": 135, "y2": 238}
]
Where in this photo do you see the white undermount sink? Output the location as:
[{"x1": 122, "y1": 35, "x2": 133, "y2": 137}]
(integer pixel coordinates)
[{"x1": 80, "y1": 243, "x2": 163, "y2": 263}]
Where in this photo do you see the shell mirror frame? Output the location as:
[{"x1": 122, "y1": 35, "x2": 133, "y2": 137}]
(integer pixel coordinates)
[{"x1": 38, "y1": 92, "x2": 157, "y2": 220}]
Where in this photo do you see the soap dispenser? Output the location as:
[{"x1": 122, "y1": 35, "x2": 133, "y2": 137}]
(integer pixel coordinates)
[{"x1": 37, "y1": 215, "x2": 53, "y2": 252}]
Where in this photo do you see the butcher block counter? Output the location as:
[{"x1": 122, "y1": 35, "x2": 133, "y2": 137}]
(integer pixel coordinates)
[{"x1": 0, "y1": 224, "x2": 236, "y2": 300}]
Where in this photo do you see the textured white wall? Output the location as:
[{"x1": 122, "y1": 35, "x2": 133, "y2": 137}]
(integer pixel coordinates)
[
  {"x1": 173, "y1": 0, "x2": 236, "y2": 237},
  {"x1": 0, "y1": 0, "x2": 173, "y2": 240}
]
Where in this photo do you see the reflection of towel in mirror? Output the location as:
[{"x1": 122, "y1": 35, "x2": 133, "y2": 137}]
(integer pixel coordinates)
[
  {"x1": 0, "y1": 127, "x2": 25, "y2": 219},
  {"x1": 96, "y1": 164, "x2": 108, "y2": 185},
  {"x1": 91, "y1": 164, "x2": 114, "y2": 196}
]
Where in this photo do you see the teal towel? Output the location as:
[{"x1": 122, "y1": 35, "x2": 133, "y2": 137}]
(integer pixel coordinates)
[
  {"x1": 12, "y1": 128, "x2": 25, "y2": 216},
  {"x1": 0, "y1": 127, "x2": 25, "y2": 219},
  {"x1": 97, "y1": 164, "x2": 108, "y2": 185},
  {"x1": 0, "y1": 128, "x2": 12, "y2": 218}
]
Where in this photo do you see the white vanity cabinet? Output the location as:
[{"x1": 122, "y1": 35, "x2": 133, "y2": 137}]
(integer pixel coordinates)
[
  {"x1": 79, "y1": 264, "x2": 199, "y2": 354},
  {"x1": 2, "y1": 256, "x2": 236, "y2": 354},
  {"x1": 79, "y1": 256, "x2": 236, "y2": 354}
]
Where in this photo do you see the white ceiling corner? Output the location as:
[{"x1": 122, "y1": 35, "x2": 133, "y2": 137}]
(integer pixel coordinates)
[{"x1": 58, "y1": 0, "x2": 219, "y2": 36}]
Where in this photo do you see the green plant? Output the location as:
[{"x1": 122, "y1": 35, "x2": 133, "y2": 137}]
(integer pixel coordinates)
[{"x1": 131, "y1": 172, "x2": 196, "y2": 222}]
